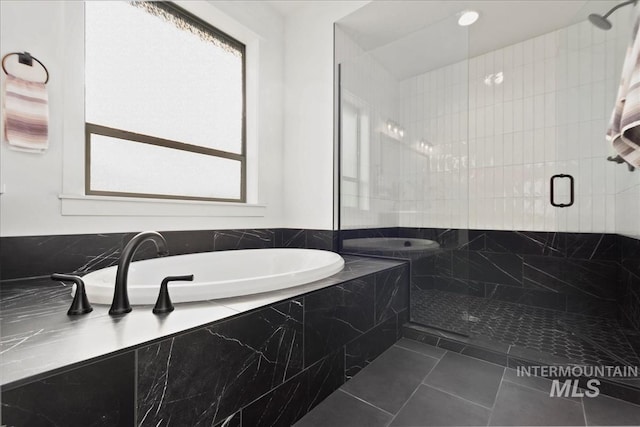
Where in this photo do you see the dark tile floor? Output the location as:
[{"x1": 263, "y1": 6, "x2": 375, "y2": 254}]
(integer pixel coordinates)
[
  {"x1": 295, "y1": 339, "x2": 640, "y2": 426},
  {"x1": 411, "y1": 289, "x2": 640, "y2": 366}
]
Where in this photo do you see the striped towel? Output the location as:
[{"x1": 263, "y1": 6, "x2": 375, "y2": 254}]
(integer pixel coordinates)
[
  {"x1": 2, "y1": 74, "x2": 49, "y2": 153},
  {"x1": 607, "y1": 15, "x2": 640, "y2": 168}
]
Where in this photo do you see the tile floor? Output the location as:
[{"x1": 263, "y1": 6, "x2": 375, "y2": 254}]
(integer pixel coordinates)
[
  {"x1": 411, "y1": 289, "x2": 640, "y2": 366},
  {"x1": 295, "y1": 338, "x2": 640, "y2": 427}
]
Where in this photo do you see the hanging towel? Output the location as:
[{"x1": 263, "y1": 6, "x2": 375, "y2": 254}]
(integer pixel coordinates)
[{"x1": 2, "y1": 74, "x2": 49, "y2": 153}]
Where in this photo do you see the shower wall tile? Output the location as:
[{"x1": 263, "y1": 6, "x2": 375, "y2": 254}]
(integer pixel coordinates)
[{"x1": 397, "y1": 19, "x2": 630, "y2": 234}]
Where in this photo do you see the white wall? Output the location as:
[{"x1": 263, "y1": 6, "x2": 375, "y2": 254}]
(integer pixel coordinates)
[
  {"x1": 282, "y1": 1, "x2": 368, "y2": 230},
  {"x1": 0, "y1": 0, "x2": 285, "y2": 236}
]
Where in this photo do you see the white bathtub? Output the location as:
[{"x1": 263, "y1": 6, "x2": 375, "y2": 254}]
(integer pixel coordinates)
[{"x1": 81, "y1": 249, "x2": 345, "y2": 305}]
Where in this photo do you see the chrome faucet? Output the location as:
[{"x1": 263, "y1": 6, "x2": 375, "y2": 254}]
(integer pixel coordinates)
[{"x1": 110, "y1": 231, "x2": 169, "y2": 315}]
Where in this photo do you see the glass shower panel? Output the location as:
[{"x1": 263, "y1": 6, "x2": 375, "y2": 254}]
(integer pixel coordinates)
[{"x1": 337, "y1": 11, "x2": 471, "y2": 337}]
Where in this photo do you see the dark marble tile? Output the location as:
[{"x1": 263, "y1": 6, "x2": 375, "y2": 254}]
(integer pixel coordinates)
[
  {"x1": 485, "y1": 284, "x2": 567, "y2": 311},
  {"x1": 345, "y1": 315, "x2": 399, "y2": 379},
  {"x1": 375, "y1": 266, "x2": 409, "y2": 323},
  {"x1": 212, "y1": 229, "x2": 276, "y2": 251},
  {"x1": 304, "y1": 277, "x2": 375, "y2": 366},
  {"x1": 390, "y1": 385, "x2": 491, "y2": 427},
  {"x1": 483, "y1": 230, "x2": 565, "y2": 257},
  {"x1": 242, "y1": 371, "x2": 308, "y2": 427},
  {"x1": 464, "y1": 230, "x2": 486, "y2": 251},
  {"x1": 566, "y1": 294, "x2": 619, "y2": 318},
  {"x1": 412, "y1": 251, "x2": 452, "y2": 277},
  {"x1": 343, "y1": 345, "x2": 438, "y2": 414},
  {"x1": 524, "y1": 256, "x2": 618, "y2": 299},
  {"x1": 158, "y1": 229, "x2": 214, "y2": 256},
  {"x1": 306, "y1": 230, "x2": 338, "y2": 251},
  {"x1": 278, "y1": 229, "x2": 306, "y2": 248},
  {"x1": 137, "y1": 299, "x2": 303, "y2": 426},
  {"x1": 437, "y1": 337, "x2": 467, "y2": 352},
  {"x1": 1, "y1": 352, "x2": 134, "y2": 427},
  {"x1": 412, "y1": 275, "x2": 485, "y2": 297},
  {"x1": 213, "y1": 412, "x2": 241, "y2": 427},
  {"x1": 565, "y1": 233, "x2": 619, "y2": 260},
  {"x1": 454, "y1": 251, "x2": 523, "y2": 287},
  {"x1": 0, "y1": 233, "x2": 125, "y2": 280},
  {"x1": 307, "y1": 349, "x2": 345, "y2": 412}
]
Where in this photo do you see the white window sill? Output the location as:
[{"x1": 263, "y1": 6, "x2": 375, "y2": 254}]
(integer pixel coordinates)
[{"x1": 59, "y1": 194, "x2": 266, "y2": 217}]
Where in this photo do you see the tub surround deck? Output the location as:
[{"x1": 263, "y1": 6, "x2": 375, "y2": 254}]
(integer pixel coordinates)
[{"x1": 1, "y1": 255, "x2": 401, "y2": 389}]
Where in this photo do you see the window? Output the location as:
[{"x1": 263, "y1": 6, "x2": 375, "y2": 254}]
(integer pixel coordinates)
[
  {"x1": 85, "y1": 1, "x2": 246, "y2": 202},
  {"x1": 341, "y1": 95, "x2": 370, "y2": 210}
]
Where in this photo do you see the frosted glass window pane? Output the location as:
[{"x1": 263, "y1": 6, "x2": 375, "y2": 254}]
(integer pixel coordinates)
[
  {"x1": 85, "y1": 1, "x2": 243, "y2": 154},
  {"x1": 90, "y1": 135, "x2": 241, "y2": 200}
]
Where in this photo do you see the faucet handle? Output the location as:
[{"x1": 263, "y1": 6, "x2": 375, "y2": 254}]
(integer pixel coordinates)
[
  {"x1": 153, "y1": 275, "x2": 194, "y2": 314},
  {"x1": 51, "y1": 274, "x2": 94, "y2": 315}
]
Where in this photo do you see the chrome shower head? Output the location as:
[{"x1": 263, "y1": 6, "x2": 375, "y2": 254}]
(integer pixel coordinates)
[
  {"x1": 589, "y1": 0, "x2": 637, "y2": 30},
  {"x1": 588, "y1": 13, "x2": 613, "y2": 30}
]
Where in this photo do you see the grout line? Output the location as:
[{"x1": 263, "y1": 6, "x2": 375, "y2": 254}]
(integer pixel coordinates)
[
  {"x1": 581, "y1": 395, "x2": 588, "y2": 427},
  {"x1": 392, "y1": 343, "x2": 442, "y2": 361},
  {"x1": 422, "y1": 383, "x2": 495, "y2": 412},
  {"x1": 492, "y1": 367, "x2": 507, "y2": 410},
  {"x1": 338, "y1": 389, "x2": 395, "y2": 417},
  {"x1": 386, "y1": 354, "x2": 441, "y2": 427}
]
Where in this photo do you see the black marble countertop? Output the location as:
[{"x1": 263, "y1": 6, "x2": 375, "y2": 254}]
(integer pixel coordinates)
[{"x1": 0, "y1": 255, "x2": 405, "y2": 389}]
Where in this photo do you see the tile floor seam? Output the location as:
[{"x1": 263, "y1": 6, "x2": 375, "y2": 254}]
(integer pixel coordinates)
[
  {"x1": 385, "y1": 357, "x2": 441, "y2": 427},
  {"x1": 392, "y1": 343, "x2": 442, "y2": 360},
  {"x1": 337, "y1": 388, "x2": 395, "y2": 417},
  {"x1": 580, "y1": 395, "x2": 588, "y2": 427},
  {"x1": 421, "y1": 383, "x2": 496, "y2": 412},
  {"x1": 485, "y1": 368, "x2": 507, "y2": 426}
]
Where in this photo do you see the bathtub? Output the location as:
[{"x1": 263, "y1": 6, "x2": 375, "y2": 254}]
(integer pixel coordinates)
[
  {"x1": 342, "y1": 237, "x2": 439, "y2": 253},
  {"x1": 81, "y1": 249, "x2": 344, "y2": 305}
]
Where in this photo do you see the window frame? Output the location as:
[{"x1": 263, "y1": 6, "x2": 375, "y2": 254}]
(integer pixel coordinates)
[{"x1": 84, "y1": 1, "x2": 247, "y2": 203}]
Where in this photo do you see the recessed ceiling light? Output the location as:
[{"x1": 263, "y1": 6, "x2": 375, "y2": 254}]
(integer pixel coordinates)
[{"x1": 458, "y1": 10, "x2": 479, "y2": 26}]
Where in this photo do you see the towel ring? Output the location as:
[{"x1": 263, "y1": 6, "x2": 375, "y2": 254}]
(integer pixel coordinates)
[{"x1": 2, "y1": 52, "x2": 49, "y2": 84}]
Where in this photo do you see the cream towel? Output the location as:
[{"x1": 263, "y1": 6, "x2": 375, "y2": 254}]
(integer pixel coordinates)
[
  {"x1": 607, "y1": 15, "x2": 640, "y2": 168},
  {"x1": 2, "y1": 74, "x2": 49, "y2": 153}
]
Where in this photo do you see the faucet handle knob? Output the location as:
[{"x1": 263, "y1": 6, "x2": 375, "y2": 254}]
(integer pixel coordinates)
[
  {"x1": 51, "y1": 274, "x2": 94, "y2": 315},
  {"x1": 153, "y1": 275, "x2": 194, "y2": 314}
]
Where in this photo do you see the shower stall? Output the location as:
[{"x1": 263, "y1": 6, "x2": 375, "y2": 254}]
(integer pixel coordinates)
[{"x1": 336, "y1": 0, "x2": 640, "y2": 393}]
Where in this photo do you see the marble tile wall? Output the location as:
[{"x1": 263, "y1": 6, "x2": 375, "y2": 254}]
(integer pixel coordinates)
[
  {"x1": 1, "y1": 261, "x2": 409, "y2": 426},
  {"x1": 339, "y1": 228, "x2": 634, "y2": 321},
  {"x1": 0, "y1": 228, "x2": 338, "y2": 281},
  {"x1": 407, "y1": 229, "x2": 622, "y2": 318}
]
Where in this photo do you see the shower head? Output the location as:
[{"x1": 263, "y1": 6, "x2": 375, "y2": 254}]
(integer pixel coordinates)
[
  {"x1": 589, "y1": 0, "x2": 637, "y2": 30},
  {"x1": 588, "y1": 13, "x2": 613, "y2": 30}
]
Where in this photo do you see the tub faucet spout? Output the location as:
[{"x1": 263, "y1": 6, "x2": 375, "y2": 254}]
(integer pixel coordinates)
[{"x1": 110, "y1": 231, "x2": 168, "y2": 315}]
